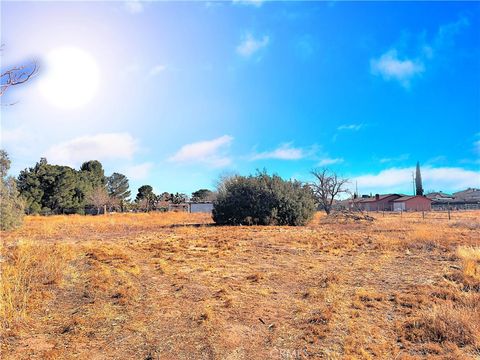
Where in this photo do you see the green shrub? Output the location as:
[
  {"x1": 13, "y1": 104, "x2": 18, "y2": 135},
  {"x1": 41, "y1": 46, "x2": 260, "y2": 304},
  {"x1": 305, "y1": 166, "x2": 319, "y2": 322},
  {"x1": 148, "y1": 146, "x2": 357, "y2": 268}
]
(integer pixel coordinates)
[
  {"x1": 1, "y1": 150, "x2": 25, "y2": 231},
  {"x1": 213, "y1": 171, "x2": 316, "y2": 226}
]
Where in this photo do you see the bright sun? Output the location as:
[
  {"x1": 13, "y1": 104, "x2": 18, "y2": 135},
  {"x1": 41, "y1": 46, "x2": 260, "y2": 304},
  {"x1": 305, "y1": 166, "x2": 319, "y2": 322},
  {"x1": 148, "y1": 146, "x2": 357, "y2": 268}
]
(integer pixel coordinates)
[{"x1": 39, "y1": 47, "x2": 100, "y2": 110}]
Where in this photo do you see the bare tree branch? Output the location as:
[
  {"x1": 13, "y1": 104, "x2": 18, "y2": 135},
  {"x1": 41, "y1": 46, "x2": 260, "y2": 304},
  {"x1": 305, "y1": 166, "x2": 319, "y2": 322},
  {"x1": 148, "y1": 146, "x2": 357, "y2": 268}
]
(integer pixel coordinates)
[
  {"x1": 0, "y1": 45, "x2": 38, "y2": 98},
  {"x1": 310, "y1": 168, "x2": 349, "y2": 215}
]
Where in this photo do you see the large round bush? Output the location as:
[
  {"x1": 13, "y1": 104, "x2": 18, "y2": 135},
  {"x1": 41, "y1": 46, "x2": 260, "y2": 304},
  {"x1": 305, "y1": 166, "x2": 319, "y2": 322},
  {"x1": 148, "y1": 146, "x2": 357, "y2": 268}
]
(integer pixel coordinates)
[{"x1": 213, "y1": 172, "x2": 316, "y2": 226}]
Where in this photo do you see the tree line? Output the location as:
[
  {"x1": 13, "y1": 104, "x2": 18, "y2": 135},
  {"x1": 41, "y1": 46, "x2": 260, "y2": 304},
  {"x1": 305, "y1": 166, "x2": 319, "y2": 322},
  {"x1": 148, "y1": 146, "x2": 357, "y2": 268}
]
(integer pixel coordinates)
[
  {"x1": 13, "y1": 154, "x2": 215, "y2": 216},
  {"x1": 1, "y1": 149, "x2": 349, "y2": 230}
]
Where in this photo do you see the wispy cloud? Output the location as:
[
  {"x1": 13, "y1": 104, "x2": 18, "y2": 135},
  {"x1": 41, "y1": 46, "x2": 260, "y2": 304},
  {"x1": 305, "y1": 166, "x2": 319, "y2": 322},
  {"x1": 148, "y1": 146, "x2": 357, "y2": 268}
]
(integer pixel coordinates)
[
  {"x1": 337, "y1": 123, "x2": 363, "y2": 131},
  {"x1": 370, "y1": 50, "x2": 424, "y2": 88},
  {"x1": 44, "y1": 133, "x2": 138, "y2": 167},
  {"x1": 379, "y1": 153, "x2": 410, "y2": 164},
  {"x1": 149, "y1": 64, "x2": 167, "y2": 77},
  {"x1": 426, "y1": 155, "x2": 447, "y2": 165},
  {"x1": 371, "y1": 16, "x2": 468, "y2": 88},
  {"x1": 251, "y1": 143, "x2": 305, "y2": 160},
  {"x1": 352, "y1": 166, "x2": 479, "y2": 194},
  {"x1": 168, "y1": 135, "x2": 233, "y2": 167},
  {"x1": 429, "y1": 16, "x2": 469, "y2": 57},
  {"x1": 124, "y1": 0, "x2": 144, "y2": 14},
  {"x1": 236, "y1": 33, "x2": 270, "y2": 58},
  {"x1": 318, "y1": 157, "x2": 344, "y2": 166},
  {"x1": 123, "y1": 162, "x2": 153, "y2": 181}
]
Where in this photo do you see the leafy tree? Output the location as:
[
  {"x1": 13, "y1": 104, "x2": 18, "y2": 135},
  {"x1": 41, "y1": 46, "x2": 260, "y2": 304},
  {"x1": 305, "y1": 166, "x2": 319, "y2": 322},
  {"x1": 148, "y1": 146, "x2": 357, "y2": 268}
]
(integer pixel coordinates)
[
  {"x1": 310, "y1": 168, "x2": 349, "y2": 215},
  {"x1": 135, "y1": 185, "x2": 156, "y2": 211},
  {"x1": 213, "y1": 171, "x2": 316, "y2": 226},
  {"x1": 0, "y1": 150, "x2": 25, "y2": 230},
  {"x1": 159, "y1": 192, "x2": 172, "y2": 202},
  {"x1": 17, "y1": 163, "x2": 43, "y2": 214},
  {"x1": 415, "y1": 161, "x2": 424, "y2": 196},
  {"x1": 17, "y1": 158, "x2": 106, "y2": 214},
  {"x1": 107, "y1": 172, "x2": 131, "y2": 211},
  {"x1": 191, "y1": 189, "x2": 215, "y2": 202},
  {"x1": 80, "y1": 160, "x2": 105, "y2": 188},
  {"x1": 171, "y1": 192, "x2": 188, "y2": 204},
  {"x1": 51, "y1": 167, "x2": 88, "y2": 214}
]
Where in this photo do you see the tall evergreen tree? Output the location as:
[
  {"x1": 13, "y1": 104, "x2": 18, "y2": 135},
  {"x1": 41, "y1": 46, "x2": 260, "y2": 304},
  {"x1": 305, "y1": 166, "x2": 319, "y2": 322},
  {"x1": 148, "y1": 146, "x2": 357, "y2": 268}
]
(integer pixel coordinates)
[
  {"x1": 18, "y1": 163, "x2": 44, "y2": 214},
  {"x1": 80, "y1": 160, "x2": 105, "y2": 188},
  {"x1": 51, "y1": 167, "x2": 86, "y2": 214},
  {"x1": 135, "y1": 185, "x2": 156, "y2": 211},
  {"x1": 107, "y1": 173, "x2": 131, "y2": 211},
  {"x1": 415, "y1": 161, "x2": 424, "y2": 196}
]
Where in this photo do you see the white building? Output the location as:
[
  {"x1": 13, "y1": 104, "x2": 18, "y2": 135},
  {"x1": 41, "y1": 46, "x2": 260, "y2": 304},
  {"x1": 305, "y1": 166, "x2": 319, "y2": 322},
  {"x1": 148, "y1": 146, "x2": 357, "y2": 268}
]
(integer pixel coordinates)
[{"x1": 189, "y1": 202, "x2": 214, "y2": 213}]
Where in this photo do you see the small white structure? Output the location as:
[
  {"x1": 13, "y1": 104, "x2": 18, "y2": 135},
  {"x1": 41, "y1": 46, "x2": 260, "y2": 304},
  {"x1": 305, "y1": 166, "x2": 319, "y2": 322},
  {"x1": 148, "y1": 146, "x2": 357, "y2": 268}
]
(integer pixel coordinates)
[
  {"x1": 189, "y1": 202, "x2": 214, "y2": 213},
  {"x1": 393, "y1": 202, "x2": 405, "y2": 211}
]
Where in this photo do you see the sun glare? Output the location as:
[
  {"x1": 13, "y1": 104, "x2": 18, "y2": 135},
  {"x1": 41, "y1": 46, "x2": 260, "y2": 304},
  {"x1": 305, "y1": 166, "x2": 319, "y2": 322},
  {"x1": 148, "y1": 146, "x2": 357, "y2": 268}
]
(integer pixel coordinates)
[{"x1": 39, "y1": 47, "x2": 100, "y2": 110}]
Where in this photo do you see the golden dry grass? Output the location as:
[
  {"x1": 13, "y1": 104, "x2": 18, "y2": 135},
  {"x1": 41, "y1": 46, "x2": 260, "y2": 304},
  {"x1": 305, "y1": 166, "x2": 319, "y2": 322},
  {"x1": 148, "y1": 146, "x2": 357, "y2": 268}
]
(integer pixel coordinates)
[{"x1": 1, "y1": 211, "x2": 479, "y2": 359}]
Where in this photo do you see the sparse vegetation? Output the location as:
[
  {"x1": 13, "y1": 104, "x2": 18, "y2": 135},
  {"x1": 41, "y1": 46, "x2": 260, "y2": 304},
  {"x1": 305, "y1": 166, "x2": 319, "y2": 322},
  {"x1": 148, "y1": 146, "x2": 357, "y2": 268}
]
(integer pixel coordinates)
[{"x1": 1, "y1": 211, "x2": 479, "y2": 359}]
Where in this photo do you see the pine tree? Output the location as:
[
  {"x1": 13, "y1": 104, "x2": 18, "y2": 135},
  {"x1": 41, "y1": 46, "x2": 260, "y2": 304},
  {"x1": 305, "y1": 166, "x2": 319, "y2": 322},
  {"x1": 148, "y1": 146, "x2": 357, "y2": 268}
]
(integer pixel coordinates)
[
  {"x1": 415, "y1": 161, "x2": 424, "y2": 196},
  {"x1": 80, "y1": 160, "x2": 105, "y2": 188},
  {"x1": 135, "y1": 185, "x2": 156, "y2": 211},
  {"x1": 107, "y1": 173, "x2": 131, "y2": 211}
]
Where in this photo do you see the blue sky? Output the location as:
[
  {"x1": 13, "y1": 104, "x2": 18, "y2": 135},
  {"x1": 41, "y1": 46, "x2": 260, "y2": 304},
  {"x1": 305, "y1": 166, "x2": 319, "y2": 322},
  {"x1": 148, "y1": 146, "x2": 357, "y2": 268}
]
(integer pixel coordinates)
[{"x1": 1, "y1": 1, "x2": 479, "y2": 196}]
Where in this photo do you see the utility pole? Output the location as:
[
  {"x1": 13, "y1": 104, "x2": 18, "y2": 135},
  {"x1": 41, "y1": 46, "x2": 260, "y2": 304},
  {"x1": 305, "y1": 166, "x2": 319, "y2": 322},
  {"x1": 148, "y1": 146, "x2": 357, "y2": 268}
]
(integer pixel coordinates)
[{"x1": 412, "y1": 171, "x2": 415, "y2": 196}]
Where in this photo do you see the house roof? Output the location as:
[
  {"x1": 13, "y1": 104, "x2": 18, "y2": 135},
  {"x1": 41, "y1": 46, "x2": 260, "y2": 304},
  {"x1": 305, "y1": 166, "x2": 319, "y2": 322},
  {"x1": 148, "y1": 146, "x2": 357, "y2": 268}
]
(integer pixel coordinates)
[
  {"x1": 426, "y1": 192, "x2": 453, "y2": 199},
  {"x1": 356, "y1": 194, "x2": 402, "y2": 203},
  {"x1": 393, "y1": 195, "x2": 432, "y2": 202},
  {"x1": 452, "y1": 188, "x2": 480, "y2": 201}
]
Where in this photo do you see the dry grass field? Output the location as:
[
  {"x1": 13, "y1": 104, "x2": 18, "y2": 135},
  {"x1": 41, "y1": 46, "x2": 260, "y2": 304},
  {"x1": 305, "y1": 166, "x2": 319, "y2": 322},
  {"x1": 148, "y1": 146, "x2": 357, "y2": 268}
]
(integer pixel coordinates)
[{"x1": 1, "y1": 211, "x2": 479, "y2": 359}]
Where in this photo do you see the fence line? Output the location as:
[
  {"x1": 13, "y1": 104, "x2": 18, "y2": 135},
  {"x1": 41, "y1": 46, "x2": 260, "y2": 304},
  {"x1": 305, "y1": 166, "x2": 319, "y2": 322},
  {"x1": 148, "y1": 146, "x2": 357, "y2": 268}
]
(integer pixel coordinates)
[{"x1": 364, "y1": 209, "x2": 479, "y2": 221}]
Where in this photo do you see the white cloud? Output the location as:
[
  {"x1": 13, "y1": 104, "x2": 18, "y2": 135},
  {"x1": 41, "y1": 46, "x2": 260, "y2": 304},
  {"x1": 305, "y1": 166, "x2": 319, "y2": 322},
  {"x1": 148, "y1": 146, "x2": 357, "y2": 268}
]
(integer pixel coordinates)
[
  {"x1": 124, "y1": 0, "x2": 144, "y2": 14},
  {"x1": 168, "y1": 135, "x2": 233, "y2": 167},
  {"x1": 318, "y1": 158, "x2": 344, "y2": 166},
  {"x1": 370, "y1": 50, "x2": 424, "y2": 87},
  {"x1": 352, "y1": 166, "x2": 480, "y2": 194},
  {"x1": 123, "y1": 162, "x2": 153, "y2": 181},
  {"x1": 149, "y1": 64, "x2": 166, "y2": 77},
  {"x1": 44, "y1": 133, "x2": 138, "y2": 166},
  {"x1": 370, "y1": 17, "x2": 468, "y2": 88},
  {"x1": 433, "y1": 16, "x2": 469, "y2": 52},
  {"x1": 337, "y1": 124, "x2": 363, "y2": 131},
  {"x1": 1, "y1": 126, "x2": 32, "y2": 144},
  {"x1": 251, "y1": 143, "x2": 304, "y2": 160},
  {"x1": 236, "y1": 33, "x2": 270, "y2": 58}
]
